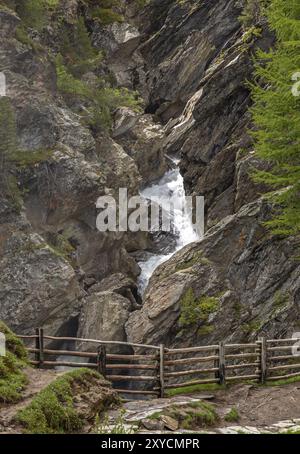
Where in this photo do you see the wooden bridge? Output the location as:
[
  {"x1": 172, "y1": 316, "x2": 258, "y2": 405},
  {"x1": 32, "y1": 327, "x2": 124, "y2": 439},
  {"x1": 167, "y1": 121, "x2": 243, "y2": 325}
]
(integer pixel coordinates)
[{"x1": 18, "y1": 330, "x2": 300, "y2": 398}]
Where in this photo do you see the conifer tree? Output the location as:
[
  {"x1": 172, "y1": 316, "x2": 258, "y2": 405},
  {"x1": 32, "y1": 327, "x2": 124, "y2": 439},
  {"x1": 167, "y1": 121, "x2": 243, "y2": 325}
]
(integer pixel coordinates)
[{"x1": 250, "y1": 0, "x2": 300, "y2": 235}]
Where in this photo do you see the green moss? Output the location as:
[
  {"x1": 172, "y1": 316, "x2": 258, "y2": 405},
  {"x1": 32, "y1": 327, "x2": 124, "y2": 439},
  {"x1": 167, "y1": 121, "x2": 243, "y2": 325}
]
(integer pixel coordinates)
[
  {"x1": 197, "y1": 325, "x2": 214, "y2": 336},
  {"x1": 0, "y1": 321, "x2": 27, "y2": 360},
  {"x1": 10, "y1": 149, "x2": 53, "y2": 167},
  {"x1": 273, "y1": 290, "x2": 290, "y2": 308},
  {"x1": 55, "y1": 55, "x2": 142, "y2": 130},
  {"x1": 179, "y1": 288, "x2": 219, "y2": 329},
  {"x1": 91, "y1": 8, "x2": 124, "y2": 25},
  {"x1": 224, "y1": 407, "x2": 240, "y2": 422},
  {"x1": 175, "y1": 251, "x2": 210, "y2": 271},
  {"x1": 15, "y1": 26, "x2": 44, "y2": 51},
  {"x1": 95, "y1": 409, "x2": 136, "y2": 434},
  {"x1": 283, "y1": 428, "x2": 300, "y2": 434},
  {"x1": 148, "y1": 411, "x2": 163, "y2": 420},
  {"x1": 0, "y1": 321, "x2": 28, "y2": 403},
  {"x1": 241, "y1": 319, "x2": 262, "y2": 334},
  {"x1": 241, "y1": 26, "x2": 262, "y2": 44},
  {"x1": 181, "y1": 401, "x2": 218, "y2": 429},
  {"x1": 166, "y1": 382, "x2": 225, "y2": 397},
  {"x1": 239, "y1": 0, "x2": 266, "y2": 27},
  {"x1": 16, "y1": 369, "x2": 102, "y2": 434}
]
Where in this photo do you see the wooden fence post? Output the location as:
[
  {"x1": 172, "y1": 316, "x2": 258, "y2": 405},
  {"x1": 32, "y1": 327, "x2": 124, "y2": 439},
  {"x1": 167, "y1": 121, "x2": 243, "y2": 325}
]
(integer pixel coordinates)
[
  {"x1": 35, "y1": 328, "x2": 40, "y2": 365},
  {"x1": 218, "y1": 342, "x2": 226, "y2": 385},
  {"x1": 214, "y1": 346, "x2": 219, "y2": 380},
  {"x1": 97, "y1": 345, "x2": 106, "y2": 378},
  {"x1": 159, "y1": 344, "x2": 165, "y2": 398},
  {"x1": 38, "y1": 328, "x2": 44, "y2": 368},
  {"x1": 258, "y1": 337, "x2": 267, "y2": 384}
]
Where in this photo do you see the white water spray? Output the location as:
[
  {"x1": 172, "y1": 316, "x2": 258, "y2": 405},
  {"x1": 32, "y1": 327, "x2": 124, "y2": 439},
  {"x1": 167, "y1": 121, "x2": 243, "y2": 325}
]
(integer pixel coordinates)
[{"x1": 138, "y1": 160, "x2": 201, "y2": 294}]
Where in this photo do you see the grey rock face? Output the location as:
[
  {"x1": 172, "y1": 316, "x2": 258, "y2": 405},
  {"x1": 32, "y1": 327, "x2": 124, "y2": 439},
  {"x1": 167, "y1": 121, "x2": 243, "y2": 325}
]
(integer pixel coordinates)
[
  {"x1": 0, "y1": 8, "x2": 146, "y2": 336},
  {"x1": 92, "y1": 22, "x2": 141, "y2": 58},
  {"x1": 78, "y1": 291, "x2": 131, "y2": 353},
  {"x1": 0, "y1": 213, "x2": 82, "y2": 334},
  {"x1": 126, "y1": 199, "x2": 300, "y2": 347},
  {"x1": 0, "y1": 1, "x2": 298, "y2": 355}
]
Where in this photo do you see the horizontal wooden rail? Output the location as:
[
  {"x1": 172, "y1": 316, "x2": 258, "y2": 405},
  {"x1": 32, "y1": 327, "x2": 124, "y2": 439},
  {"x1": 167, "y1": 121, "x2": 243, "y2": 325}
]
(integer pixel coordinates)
[
  {"x1": 165, "y1": 367, "x2": 218, "y2": 378},
  {"x1": 225, "y1": 352, "x2": 258, "y2": 359},
  {"x1": 42, "y1": 335, "x2": 160, "y2": 350},
  {"x1": 29, "y1": 360, "x2": 97, "y2": 368},
  {"x1": 267, "y1": 338, "x2": 300, "y2": 344},
  {"x1": 166, "y1": 345, "x2": 219, "y2": 354},
  {"x1": 269, "y1": 354, "x2": 299, "y2": 361},
  {"x1": 225, "y1": 343, "x2": 258, "y2": 349},
  {"x1": 225, "y1": 362, "x2": 259, "y2": 370},
  {"x1": 267, "y1": 371, "x2": 300, "y2": 381},
  {"x1": 162, "y1": 378, "x2": 219, "y2": 390},
  {"x1": 19, "y1": 331, "x2": 300, "y2": 399},
  {"x1": 268, "y1": 363, "x2": 300, "y2": 372},
  {"x1": 28, "y1": 348, "x2": 98, "y2": 358},
  {"x1": 267, "y1": 346, "x2": 296, "y2": 352},
  {"x1": 107, "y1": 354, "x2": 158, "y2": 361},
  {"x1": 226, "y1": 374, "x2": 260, "y2": 381},
  {"x1": 165, "y1": 355, "x2": 218, "y2": 366},
  {"x1": 106, "y1": 364, "x2": 157, "y2": 370},
  {"x1": 108, "y1": 375, "x2": 157, "y2": 382}
]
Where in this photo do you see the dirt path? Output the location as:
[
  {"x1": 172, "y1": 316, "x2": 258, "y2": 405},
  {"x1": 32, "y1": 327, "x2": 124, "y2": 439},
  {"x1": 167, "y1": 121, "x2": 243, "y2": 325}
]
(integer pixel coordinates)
[
  {"x1": 0, "y1": 368, "x2": 61, "y2": 433},
  {"x1": 108, "y1": 382, "x2": 300, "y2": 434},
  {"x1": 213, "y1": 382, "x2": 300, "y2": 427}
]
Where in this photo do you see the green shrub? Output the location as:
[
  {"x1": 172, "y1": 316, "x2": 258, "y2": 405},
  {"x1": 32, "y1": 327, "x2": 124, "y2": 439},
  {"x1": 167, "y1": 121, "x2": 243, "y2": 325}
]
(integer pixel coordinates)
[
  {"x1": 0, "y1": 97, "x2": 23, "y2": 210},
  {"x1": 91, "y1": 8, "x2": 124, "y2": 25},
  {"x1": 181, "y1": 401, "x2": 219, "y2": 429},
  {"x1": 224, "y1": 407, "x2": 240, "y2": 422},
  {"x1": 16, "y1": 369, "x2": 101, "y2": 434},
  {"x1": 56, "y1": 55, "x2": 142, "y2": 130},
  {"x1": 0, "y1": 321, "x2": 28, "y2": 403},
  {"x1": 179, "y1": 288, "x2": 219, "y2": 328},
  {"x1": 60, "y1": 17, "x2": 101, "y2": 77},
  {"x1": 239, "y1": 0, "x2": 268, "y2": 27}
]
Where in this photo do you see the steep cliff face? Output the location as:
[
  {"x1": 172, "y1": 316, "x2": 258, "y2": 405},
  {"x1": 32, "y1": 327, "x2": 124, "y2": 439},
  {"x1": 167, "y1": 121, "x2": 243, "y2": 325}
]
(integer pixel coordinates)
[
  {"x1": 0, "y1": 1, "x2": 156, "y2": 336},
  {"x1": 126, "y1": 0, "x2": 300, "y2": 347},
  {"x1": 0, "y1": 1, "x2": 299, "y2": 347}
]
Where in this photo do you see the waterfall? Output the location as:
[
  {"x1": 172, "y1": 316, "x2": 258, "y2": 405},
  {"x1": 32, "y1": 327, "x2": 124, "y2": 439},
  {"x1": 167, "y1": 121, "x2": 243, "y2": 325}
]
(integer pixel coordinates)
[{"x1": 138, "y1": 158, "x2": 200, "y2": 294}]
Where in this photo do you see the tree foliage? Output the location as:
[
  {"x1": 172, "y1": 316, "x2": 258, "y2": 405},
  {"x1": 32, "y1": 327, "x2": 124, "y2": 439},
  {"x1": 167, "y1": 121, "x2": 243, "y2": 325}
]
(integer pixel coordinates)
[{"x1": 250, "y1": 0, "x2": 300, "y2": 235}]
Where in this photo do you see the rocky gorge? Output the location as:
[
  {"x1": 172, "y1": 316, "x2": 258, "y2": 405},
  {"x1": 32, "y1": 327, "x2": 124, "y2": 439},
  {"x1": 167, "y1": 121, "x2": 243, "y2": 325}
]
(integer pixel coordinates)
[{"x1": 0, "y1": 0, "x2": 299, "y2": 355}]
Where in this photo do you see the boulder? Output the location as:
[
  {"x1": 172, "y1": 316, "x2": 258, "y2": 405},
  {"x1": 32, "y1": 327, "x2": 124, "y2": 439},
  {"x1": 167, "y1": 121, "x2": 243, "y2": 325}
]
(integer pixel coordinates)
[
  {"x1": 78, "y1": 291, "x2": 132, "y2": 353},
  {"x1": 161, "y1": 415, "x2": 179, "y2": 431}
]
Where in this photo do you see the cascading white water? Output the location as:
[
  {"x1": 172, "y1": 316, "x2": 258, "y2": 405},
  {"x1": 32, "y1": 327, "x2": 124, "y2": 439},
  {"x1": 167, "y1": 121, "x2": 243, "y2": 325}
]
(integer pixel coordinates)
[{"x1": 138, "y1": 159, "x2": 200, "y2": 294}]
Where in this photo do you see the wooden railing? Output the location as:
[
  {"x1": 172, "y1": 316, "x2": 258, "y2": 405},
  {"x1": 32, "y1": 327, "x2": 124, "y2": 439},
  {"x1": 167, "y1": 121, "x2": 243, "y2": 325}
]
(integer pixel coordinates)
[{"x1": 18, "y1": 330, "x2": 300, "y2": 398}]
